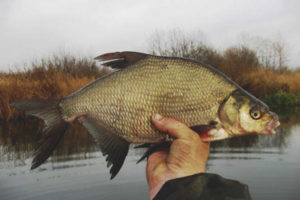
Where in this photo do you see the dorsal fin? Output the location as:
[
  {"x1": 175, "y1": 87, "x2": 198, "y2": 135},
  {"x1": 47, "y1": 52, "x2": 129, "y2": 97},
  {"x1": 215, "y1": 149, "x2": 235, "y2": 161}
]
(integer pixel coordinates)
[{"x1": 94, "y1": 51, "x2": 149, "y2": 69}]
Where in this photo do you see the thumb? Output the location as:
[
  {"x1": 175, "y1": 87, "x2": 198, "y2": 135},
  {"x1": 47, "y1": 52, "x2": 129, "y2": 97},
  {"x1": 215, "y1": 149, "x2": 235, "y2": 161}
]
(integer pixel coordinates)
[{"x1": 151, "y1": 114, "x2": 198, "y2": 140}]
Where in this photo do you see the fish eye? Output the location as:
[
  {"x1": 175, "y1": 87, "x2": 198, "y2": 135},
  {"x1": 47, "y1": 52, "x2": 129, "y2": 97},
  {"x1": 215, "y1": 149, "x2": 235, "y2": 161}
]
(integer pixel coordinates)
[{"x1": 250, "y1": 109, "x2": 262, "y2": 120}]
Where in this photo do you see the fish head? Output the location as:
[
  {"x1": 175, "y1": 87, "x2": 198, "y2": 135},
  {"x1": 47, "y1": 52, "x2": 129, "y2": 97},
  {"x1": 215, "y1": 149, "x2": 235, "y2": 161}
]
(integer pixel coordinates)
[{"x1": 218, "y1": 90, "x2": 280, "y2": 137}]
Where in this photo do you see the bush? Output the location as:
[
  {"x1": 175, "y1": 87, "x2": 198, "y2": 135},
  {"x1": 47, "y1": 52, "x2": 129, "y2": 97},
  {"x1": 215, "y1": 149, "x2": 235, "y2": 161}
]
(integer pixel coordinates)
[
  {"x1": 219, "y1": 46, "x2": 259, "y2": 82},
  {"x1": 263, "y1": 92, "x2": 297, "y2": 107}
]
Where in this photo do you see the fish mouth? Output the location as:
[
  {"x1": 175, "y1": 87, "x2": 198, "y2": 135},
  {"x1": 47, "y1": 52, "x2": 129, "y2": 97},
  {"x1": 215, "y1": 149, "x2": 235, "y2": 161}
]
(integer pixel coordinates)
[{"x1": 260, "y1": 119, "x2": 280, "y2": 135}]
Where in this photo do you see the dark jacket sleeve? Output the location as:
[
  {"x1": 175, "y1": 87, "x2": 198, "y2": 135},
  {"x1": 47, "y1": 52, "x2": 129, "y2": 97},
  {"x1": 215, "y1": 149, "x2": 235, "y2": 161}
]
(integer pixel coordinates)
[{"x1": 153, "y1": 173, "x2": 252, "y2": 200}]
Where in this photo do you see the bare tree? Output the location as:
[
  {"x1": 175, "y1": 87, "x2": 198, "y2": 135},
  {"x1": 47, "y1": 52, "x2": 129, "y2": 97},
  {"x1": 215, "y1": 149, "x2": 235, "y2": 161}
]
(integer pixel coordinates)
[
  {"x1": 221, "y1": 45, "x2": 259, "y2": 82},
  {"x1": 238, "y1": 34, "x2": 287, "y2": 70},
  {"x1": 148, "y1": 29, "x2": 222, "y2": 68},
  {"x1": 272, "y1": 41, "x2": 286, "y2": 71}
]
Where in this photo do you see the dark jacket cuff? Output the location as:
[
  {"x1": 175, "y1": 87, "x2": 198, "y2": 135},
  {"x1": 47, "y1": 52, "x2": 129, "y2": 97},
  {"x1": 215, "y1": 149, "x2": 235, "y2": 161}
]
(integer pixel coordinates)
[{"x1": 154, "y1": 173, "x2": 252, "y2": 200}]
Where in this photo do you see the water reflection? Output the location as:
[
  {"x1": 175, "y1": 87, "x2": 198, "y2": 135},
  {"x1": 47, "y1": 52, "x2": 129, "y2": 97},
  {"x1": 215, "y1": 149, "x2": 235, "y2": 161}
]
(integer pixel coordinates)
[
  {"x1": 0, "y1": 115, "x2": 300, "y2": 159},
  {"x1": 1, "y1": 113, "x2": 300, "y2": 200},
  {"x1": 0, "y1": 114, "x2": 299, "y2": 167}
]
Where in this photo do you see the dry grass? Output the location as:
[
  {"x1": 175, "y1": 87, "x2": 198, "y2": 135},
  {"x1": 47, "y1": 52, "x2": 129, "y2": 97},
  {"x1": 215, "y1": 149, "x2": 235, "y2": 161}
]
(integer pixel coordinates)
[
  {"x1": 0, "y1": 56, "x2": 111, "y2": 120},
  {"x1": 233, "y1": 68, "x2": 300, "y2": 98},
  {"x1": 0, "y1": 72, "x2": 93, "y2": 120}
]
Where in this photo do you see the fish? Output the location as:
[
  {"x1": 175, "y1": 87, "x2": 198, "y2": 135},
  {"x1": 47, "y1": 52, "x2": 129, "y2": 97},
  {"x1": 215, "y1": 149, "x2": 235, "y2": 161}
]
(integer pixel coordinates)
[{"x1": 11, "y1": 51, "x2": 280, "y2": 179}]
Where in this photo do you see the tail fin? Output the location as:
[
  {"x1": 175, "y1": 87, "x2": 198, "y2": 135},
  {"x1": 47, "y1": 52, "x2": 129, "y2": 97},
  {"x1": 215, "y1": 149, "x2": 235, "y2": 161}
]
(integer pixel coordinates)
[{"x1": 11, "y1": 99, "x2": 68, "y2": 169}]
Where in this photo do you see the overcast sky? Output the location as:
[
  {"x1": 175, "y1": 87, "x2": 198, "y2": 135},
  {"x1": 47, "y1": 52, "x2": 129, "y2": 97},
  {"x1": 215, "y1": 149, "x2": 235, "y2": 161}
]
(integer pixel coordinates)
[{"x1": 1, "y1": 0, "x2": 299, "y2": 71}]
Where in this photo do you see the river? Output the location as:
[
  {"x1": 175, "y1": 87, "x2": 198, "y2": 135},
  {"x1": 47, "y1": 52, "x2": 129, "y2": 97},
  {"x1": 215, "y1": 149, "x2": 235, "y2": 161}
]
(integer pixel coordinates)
[{"x1": 0, "y1": 111, "x2": 299, "y2": 200}]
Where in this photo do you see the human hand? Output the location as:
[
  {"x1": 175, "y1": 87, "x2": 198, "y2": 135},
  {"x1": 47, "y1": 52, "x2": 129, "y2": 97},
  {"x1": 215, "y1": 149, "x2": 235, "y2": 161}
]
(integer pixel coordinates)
[{"x1": 146, "y1": 114, "x2": 210, "y2": 200}]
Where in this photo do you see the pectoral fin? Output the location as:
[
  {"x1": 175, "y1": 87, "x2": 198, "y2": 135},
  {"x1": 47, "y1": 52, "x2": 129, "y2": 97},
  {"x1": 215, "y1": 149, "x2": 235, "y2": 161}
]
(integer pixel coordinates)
[
  {"x1": 190, "y1": 124, "x2": 231, "y2": 142},
  {"x1": 190, "y1": 124, "x2": 215, "y2": 139},
  {"x1": 136, "y1": 142, "x2": 171, "y2": 163},
  {"x1": 79, "y1": 117, "x2": 129, "y2": 179},
  {"x1": 136, "y1": 124, "x2": 217, "y2": 163}
]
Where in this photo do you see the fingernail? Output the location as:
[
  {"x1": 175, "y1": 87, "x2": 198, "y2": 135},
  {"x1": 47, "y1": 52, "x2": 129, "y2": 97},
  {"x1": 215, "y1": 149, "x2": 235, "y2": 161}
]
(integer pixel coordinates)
[{"x1": 154, "y1": 114, "x2": 163, "y2": 121}]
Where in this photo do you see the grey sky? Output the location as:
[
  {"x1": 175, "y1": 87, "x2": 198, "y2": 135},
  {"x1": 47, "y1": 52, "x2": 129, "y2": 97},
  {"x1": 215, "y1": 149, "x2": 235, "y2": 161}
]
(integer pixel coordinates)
[{"x1": 1, "y1": 0, "x2": 299, "y2": 71}]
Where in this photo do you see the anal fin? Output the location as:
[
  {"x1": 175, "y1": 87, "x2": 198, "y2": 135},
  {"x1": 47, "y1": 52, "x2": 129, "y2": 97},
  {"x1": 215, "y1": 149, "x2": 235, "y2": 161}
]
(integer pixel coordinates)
[{"x1": 79, "y1": 117, "x2": 129, "y2": 179}]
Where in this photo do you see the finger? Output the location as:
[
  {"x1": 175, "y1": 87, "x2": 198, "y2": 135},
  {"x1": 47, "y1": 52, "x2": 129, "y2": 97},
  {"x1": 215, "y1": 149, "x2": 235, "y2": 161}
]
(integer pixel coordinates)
[
  {"x1": 201, "y1": 141, "x2": 210, "y2": 154},
  {"x1": 151, "y1": 114, "x2": 198, "y2": 140},
  {"x1": 146, "y1": 151, "x2": 167, "y2": 184},
  {"x1": 200, "y1": 142, "x2": 211, "y2": 164},
  {"x1": 198, "y1": 139, "x2": 211, "y2": 146},
  {"x1": 147, "y1": 151, "x2": 168, "y2": 172},
  {"x1": 203, "y1": 141, "x2": 211, "y2": 147}
]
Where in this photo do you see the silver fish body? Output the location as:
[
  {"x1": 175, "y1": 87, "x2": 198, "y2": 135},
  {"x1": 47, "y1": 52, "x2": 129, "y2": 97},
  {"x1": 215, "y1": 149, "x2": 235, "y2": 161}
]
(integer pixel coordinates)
[
  {"x1": 61, "y1": 54, "x2": 235, "y2": 143},
  {"x1": 11, "y1": 51, "x2": 280, "y2": 178}
]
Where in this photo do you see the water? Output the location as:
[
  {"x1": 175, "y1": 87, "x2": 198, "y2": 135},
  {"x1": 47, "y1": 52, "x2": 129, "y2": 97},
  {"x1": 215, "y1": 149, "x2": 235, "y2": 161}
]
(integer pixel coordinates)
[{"x1": 1, "y1": 113, "x2": 300, "y2": 200}]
